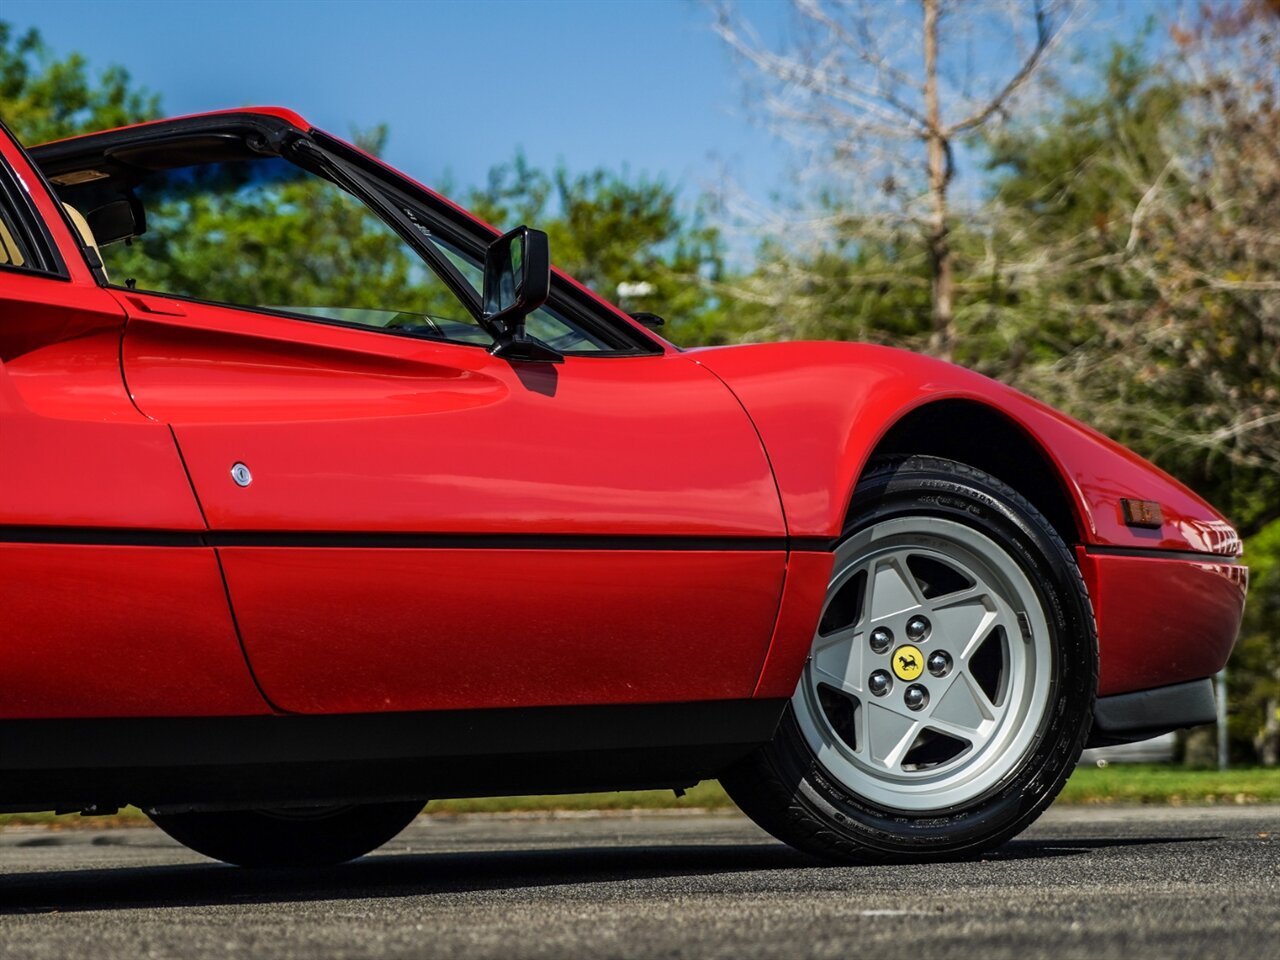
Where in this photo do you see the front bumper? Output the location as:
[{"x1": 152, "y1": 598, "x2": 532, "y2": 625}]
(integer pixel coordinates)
[{"x1": 1076, "y1": 548, "x2": 1247, "y2": 697}]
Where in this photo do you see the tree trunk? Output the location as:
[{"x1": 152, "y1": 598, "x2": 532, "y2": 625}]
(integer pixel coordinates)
[{"x1": 922, "y1": 0, "x2": 954, "y2": 361}]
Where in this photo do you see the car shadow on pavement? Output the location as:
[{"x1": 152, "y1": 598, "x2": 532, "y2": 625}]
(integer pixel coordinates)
[
  {"x1": 0, "y1": 834, "x2": 1216, "y2": 915},
  {"x1": 991, "y1": 835, "x2": 1216, "y2": 861}
]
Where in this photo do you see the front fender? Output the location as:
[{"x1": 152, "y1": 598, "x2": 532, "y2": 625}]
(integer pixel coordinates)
[{"x1": 690, "y1": 341, "x2": 1240, "y2": 557}]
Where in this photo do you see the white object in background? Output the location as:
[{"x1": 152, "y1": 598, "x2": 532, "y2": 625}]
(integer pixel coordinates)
[
  {"x1": 1079, "y1": 732, "x2": 1178, "y2": 768},
  {"x1": 617, "y1": 281, "x2": 655, "y2": 299}
]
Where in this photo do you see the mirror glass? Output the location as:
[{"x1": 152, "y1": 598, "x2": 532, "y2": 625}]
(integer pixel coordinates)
[
  {"x1": 509, "y1": 236, "x2": 523, "y2": 297},
  {"x1": 498, "y1": 233, "x2": 521, "y2": 311},
  {"x1": 482, "y1": 226, "x2": 550, "y2": 332}
]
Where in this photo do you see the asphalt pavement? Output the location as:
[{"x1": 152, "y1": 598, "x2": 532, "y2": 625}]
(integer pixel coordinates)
[{"x1": 1, "y1": 804, "x2": 1277, "y2": 959}]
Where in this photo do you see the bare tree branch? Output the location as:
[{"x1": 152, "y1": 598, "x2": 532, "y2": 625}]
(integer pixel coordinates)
[
  {"x1": 946, "y1": 0, "x2": 1071, "y2": 135},
  {"x1": 709, "y1": 0, "x2": 1079, "y2": 355}
]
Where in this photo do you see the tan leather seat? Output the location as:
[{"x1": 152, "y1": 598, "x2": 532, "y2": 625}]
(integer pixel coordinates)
[
  {"x1": 61, "y1": 202, "x2": 109, "y2": 280},
  {"x1": 0, "y1": 214, "x2": 25, "y2": 266}
]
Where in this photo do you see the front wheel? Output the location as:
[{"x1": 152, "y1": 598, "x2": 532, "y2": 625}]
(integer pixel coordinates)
[
  {"x1": 722, "y1": 456, "x2": 1096, "y2": 862},
  {"x1": 149, "y1": 801, "x2": 424, "y2": 868}
]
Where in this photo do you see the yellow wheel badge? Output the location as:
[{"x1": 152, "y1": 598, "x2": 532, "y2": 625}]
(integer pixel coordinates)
[{"x1": 892, "y1": 644, "x2": 924, "y2": 681}]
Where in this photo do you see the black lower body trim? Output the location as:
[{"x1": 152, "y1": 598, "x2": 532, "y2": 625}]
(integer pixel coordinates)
[
  {"x1": 0, "y1": 526, "x2": 807, "y2": 552},
  {"x1": 1087, "y1": 678, "x2": 1217, "y2": 747},
  {"x1": 0, "y1": 699, "x2": 786, "y2": 814}
]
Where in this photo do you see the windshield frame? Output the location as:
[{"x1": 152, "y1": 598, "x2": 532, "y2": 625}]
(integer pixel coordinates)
[
  {"x1": 31, "y1": 112, "x2": 669, "y2": 359},
  {"x1": 301, "y1": 130, "x2": 664, "y2": 358}
]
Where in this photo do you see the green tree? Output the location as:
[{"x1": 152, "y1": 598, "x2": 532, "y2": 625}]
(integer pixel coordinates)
[
  {"x1": 1, "y1": 23, "x2": 724, "y2": 342},
  {"x1": 714, "y1": 0, "x2": 1076, "y2": 360},
  {"x1": 712, "y1": 17, "x2": 1277, "y2": 760},
  {"x1": 1233, "y1": 521, "x2": 1280, "y2": 764},
  {"x1": 468, "y1": 152, "x2": 726, "y2": 343},
  {"x1": 101, "y1": 155, "x2": 455, "y2": 325},
  {"x1": 0, "y1": 22, "x2": 159, "y2": 143},
  {"x1": 972, "y1": 12, "x2": 1280, "y2": 765},
  {"x1": 971, "y1": 43, "x2": 1181, "y2": 373},
  {"x1": 705, "y1": 222, "x2": 934, "y2": 348},
  {"x1": 980, "y1": 21, "x2": 1279, "y2": 538},
  {"x1": 95, "y1": 123, "x2": 464, "y2": 327}
]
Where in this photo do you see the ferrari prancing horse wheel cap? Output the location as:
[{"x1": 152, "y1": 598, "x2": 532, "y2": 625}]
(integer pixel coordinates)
[{"x1": 891, "y1": 644, "x2": 924, "y2": 681}]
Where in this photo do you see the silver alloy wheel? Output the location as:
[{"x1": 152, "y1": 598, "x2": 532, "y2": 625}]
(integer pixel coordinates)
[{"x1": 793, "y1": 516, "x2": 1054, "y2": 812}]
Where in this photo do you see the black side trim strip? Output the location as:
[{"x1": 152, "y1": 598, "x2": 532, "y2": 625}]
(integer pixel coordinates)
[
  {"x1": 1085, "y1": 545, "x2": 1240, "y2": 563},
  {"x1": 0, "y1": 526, "x2": 840, "y2": 553},
  {"x1": 789, "y1": 536, "x2": 838, "y2": 552},
  {"x1": 0, "y1": 527, "x2": 204, "y2": 547}
]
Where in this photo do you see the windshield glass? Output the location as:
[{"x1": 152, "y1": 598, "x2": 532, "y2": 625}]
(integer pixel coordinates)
[{"x1": 76, "y1": 155, "x2": 611, "y2": 352}]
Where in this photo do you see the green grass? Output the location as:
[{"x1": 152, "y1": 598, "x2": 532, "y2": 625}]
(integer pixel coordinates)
[
  {"x1": 2, "y1": 767, "x2": 1276, "y2": 830},
  {"x1": 1057, "y1": 764, "x2": 1280, "y2": 805},
  {"x1": 0, "y1": 807, "x2": 151, "y2": 830},
  {"x1": 426, "y1": 780, "x2": 735, "y2": 814}
]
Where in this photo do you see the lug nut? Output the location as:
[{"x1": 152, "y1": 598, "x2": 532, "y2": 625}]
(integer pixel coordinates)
[
  {"x1": 906, "y1": 616, "x2": 931, "y2": 642},
  {"x1": 904, "y1": 684, "x2": 929, "y2": 711},
  {"x1": 869, "y1": 627, "x2": 894, "y2": 654},
  {"x1": 869, "y1": 670, "x2": 893, "y2": 697},
  {"x1": 927, "y1": 650, "x2": 952, "y2": 677}
]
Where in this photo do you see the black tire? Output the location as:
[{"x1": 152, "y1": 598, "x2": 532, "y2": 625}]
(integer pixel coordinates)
[
  {"x1": 149, "y1": 801, "x2": 424, "y2": 868},
  {"x1": 721, "y1": 455, "x2": 1096, "y2": 863}
]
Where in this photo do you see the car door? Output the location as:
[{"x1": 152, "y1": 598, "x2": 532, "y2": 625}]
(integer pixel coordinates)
[
  {"x1": 0, "y1": 123, "x2": 267, "y2": 719},
  {"x1": 117, "y1": 301, "x2": 787, "y2": 715},
  {"x1": 104, "y1": 146, "x2": 788, "y2": 715}
]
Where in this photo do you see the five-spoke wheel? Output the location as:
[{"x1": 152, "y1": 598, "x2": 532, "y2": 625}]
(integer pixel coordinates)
[
  {"x1": 794, "y1": 515, "x2": 1052, "y2": 811},
  {"x1": 721, "y1": 455, "x2": 1096, "y2": 862}
]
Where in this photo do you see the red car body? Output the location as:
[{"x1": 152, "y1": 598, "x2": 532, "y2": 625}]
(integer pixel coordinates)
[{"x1": 0, "y1": 108, "x2": 1245, "y2": 819}]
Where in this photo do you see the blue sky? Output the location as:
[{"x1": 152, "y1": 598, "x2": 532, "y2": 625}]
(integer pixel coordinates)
[
  {"x1": 8, "y1": 1, "x2": 776, "y2": 199},
  {"x1": 7, "y1": 0, "x2": 1164, "y2": 214}
]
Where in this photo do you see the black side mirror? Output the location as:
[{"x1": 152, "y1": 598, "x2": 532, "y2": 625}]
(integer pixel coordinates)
[
  {"x1": 483, "y1": 226, "x2": 560, "y2": 362},
  {"x1": 483, "y1": 225, "x2": 549, "y2": 326}
]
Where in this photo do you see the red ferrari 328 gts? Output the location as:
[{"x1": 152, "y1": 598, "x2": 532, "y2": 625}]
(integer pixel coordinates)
[{"x1": 0, "y1": 109, "x2": 1247, "y2": 868}]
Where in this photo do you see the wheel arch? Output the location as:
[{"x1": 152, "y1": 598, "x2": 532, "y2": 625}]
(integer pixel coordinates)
[
  {"x1": 857, "y1": 397, "x2": 1085, "y2": 547},
  {"x1": 692, "y1": 340, "x2": 1237, "y2": 555}
]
